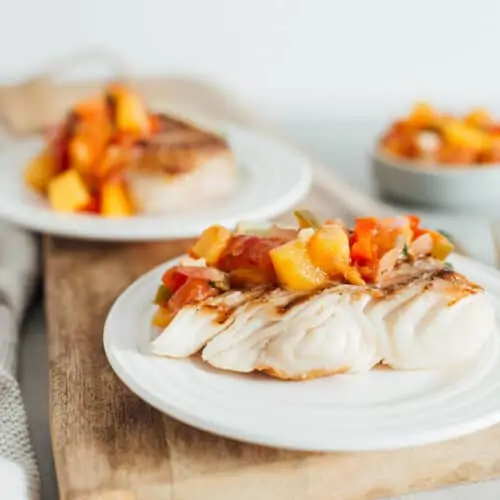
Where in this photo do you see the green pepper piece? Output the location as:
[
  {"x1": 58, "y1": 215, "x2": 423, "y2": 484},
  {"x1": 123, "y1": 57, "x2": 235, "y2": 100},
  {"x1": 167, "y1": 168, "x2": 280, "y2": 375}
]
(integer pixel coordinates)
[
  {"x1": 153, "y1": 284, "x2": 173, "y2": 306},
  {"x1": 294, "y1": 209, "x2": 321, "y2": 229}
]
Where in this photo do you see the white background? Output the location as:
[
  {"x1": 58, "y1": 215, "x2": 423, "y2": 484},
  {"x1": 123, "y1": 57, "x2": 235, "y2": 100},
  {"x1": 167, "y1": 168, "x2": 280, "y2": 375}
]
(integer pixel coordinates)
[{"x1": 2, "y1": 0, "x2": 500, "y2": 119}]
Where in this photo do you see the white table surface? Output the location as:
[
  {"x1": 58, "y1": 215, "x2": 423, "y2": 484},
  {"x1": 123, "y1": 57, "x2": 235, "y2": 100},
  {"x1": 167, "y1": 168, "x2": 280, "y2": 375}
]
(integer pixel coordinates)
[{"x1": 19, "y1": 118, "x2": 500, "y2": 499}]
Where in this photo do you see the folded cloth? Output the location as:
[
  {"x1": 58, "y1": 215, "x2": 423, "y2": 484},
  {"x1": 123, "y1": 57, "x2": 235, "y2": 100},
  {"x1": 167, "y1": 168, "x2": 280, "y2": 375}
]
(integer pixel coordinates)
[{"x1": 0, "y1": 221, "x2": 40, "y2": 500}]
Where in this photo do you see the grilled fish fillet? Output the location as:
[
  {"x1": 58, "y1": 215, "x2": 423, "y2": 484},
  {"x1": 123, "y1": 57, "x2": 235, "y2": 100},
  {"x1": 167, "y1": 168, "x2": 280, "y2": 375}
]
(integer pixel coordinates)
[
  {"x1": 150, "y1": 259, "x2": 496, "y2": 380},
  {"x1": 126, "y1": 116, "x2": 236, "y2": 214}
]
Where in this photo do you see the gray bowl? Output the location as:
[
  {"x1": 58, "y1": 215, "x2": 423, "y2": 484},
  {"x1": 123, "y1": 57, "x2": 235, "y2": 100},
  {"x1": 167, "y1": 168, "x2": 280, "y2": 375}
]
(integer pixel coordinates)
[{"x1": 371, "y1": 151, "x2": 500, "y2": 212}]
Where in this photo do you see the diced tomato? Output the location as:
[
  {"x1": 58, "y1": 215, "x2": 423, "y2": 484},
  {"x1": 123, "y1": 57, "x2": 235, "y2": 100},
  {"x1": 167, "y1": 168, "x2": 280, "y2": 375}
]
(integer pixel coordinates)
[
  {"x1": 80, "y1": 196, "x2": 100, "y2": 214},
  {"x1": 49, "y1": 113, "x2": 79, "y2": 172},
  {"x1": 217, "y1": 235, "x2": 288, "y2": 283},
  {"x1": 354, "y1": 218, "x2": 378, "y2": 233},
  {"x1": 380, "y1": 122, "x2": 422, "y2": 159},
  {"x1": 350, "y1": 216, "x2": 414, "y2": 280},
  {"x1": 161, "y1": 266, "x2": 188, "y2": 292},
  {"x1": 350, "y1": 218, "x2": 377, "y2": 263},
  {"x1": 436, "y1": 144, "x2": 477, "y2": 165},
  {"x1": 160, "y1": 265, "x2": 228, "y2": 297},
  {"x1": 406, "y1": 214, "x2": 421, "y2": 229},
  {"x1": 351, "y1": 237, "x2": 374, "y2": 262},
  {"x1": 405, "y1": 214, "x2": 427, "y2": 239},
  {"x1": 486, "y1": 124, "x2": 500, "y2": 135},
  {"x1": 168, "y1": 278, "x2": 218, "y2": 313}
]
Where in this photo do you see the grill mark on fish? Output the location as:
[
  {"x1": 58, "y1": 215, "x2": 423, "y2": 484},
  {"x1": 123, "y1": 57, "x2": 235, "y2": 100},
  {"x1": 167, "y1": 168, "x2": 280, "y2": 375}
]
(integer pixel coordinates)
[
  {"x1": 382, "y1": 285, "x2": 425, "y2": 329},
  {"x1": 201, "y1": 287, "x2": 271, "y2": 324},
  {"x1": 275, "y1": 283, "x2": 343, "y2": 314},
  {"x1": 130, "y1": 114, "x2": 231, "y2": 175},
  {"x1": 150, "y1": 133, "x2": 227, "y2": 149},
  {"x1": 378, "y1": 268, "x2": 442, "y2": 296},
  {"x1": 274, "y1": 265, "x2": 479, "y2": 315},
  {"x1": 376, "y1": 264, "x2": 480, "y2": 300},
  {"x1": 194, "y1": 259, "x2": 482, "y2": 320}
]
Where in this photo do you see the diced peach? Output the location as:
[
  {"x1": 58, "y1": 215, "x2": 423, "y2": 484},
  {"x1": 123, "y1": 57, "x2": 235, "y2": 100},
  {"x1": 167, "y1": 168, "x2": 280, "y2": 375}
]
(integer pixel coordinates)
[
  {"x1": 24, "y1": 149, "x2": 58, "y2": 192},
  {"x1": 270, "y1": 239, "x2": 328, "y2": 291},
  {"x1": 428, "y1": 230, "x2": 454, "y2": 260},
  {"x1": 343, "y1": 266, "x2": 365, "y2": 286},
  {"x1": 69, "y1": 136, "x2": 92, "y2": 175},
  {"x1": 307, "y1": 224, "x2": 350, "y2": 277},
  {"x1": 407, "y1": 102, "x2": 437, "y2": 127},
  {"x1": 189, "y1": 225, "x2": 232, "y2": 265},
  {"x1": 94, "y1": 146, "x2": 125, "y2": 180},
  {"x1": 47, "y1": 169, "x2": 92, "y2": 213},
  {"x1": 443, "y1": 121, "x2": 491, "y2": 150},
  {"x1": 464, "y1": 108, "x2": 491, "y2": 128},
  {"x1": 101, "y1": 180, "x2": 134, "y2": 217},
  {"x1": 108, "y1": 84, "x2": 150, "y2": 134},
  {"x1": 151, "y1": 307, "x2": 175, "y2": 328},
  {"x1": 69, "y1": 118, "x2": 112, "y2": 176}
]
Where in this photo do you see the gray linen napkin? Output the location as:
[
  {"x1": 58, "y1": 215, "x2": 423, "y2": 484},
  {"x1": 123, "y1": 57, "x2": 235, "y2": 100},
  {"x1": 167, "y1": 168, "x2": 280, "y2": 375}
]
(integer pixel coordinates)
[{"x1": 0, "y1": 221, "x2": 40, "y2": 499}]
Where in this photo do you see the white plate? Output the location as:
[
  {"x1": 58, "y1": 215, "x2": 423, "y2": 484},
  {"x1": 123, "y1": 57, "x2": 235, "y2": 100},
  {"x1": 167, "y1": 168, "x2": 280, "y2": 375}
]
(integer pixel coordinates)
[
  {"x1": 103, "y1": 254, "x2": 500, "y2": 452},
  {"x1": 0, "y1": 125, "x2": 311, "y2": 240}
]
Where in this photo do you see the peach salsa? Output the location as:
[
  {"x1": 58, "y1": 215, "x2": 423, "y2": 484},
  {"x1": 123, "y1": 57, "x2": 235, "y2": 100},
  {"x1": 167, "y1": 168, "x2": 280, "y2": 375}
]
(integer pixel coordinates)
[
  {"x1": 24, "y1": 84, "x2": 236, "y2": 217},
  {"x1": 146, "y1": 210, "x2": 494, "y2": 381},
  {"x1": 379, "y1": 102, "x2": 500, "y2": 166}
]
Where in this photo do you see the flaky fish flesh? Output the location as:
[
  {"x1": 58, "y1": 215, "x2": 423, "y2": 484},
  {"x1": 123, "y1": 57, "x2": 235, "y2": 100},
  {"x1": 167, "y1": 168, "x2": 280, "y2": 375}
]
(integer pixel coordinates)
[{"x1": 150, "y1": 258, "x2": 496, "y2": 380}]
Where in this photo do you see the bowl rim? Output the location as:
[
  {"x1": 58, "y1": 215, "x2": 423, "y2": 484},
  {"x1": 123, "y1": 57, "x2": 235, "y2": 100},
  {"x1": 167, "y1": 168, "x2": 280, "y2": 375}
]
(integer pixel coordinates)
[{"x1": 370, "y1": 147, "x2": 500, "y2": 176}]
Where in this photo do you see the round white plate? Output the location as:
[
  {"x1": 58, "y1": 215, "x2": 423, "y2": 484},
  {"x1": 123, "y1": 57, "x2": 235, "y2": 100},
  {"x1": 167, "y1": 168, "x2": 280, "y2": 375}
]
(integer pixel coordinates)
[
  {"x1": 103, "y1": 253, "x2": 500, "y2": 452},
  {"x1": 0, "y1": 125, "x2": 311, "y2": 240}
]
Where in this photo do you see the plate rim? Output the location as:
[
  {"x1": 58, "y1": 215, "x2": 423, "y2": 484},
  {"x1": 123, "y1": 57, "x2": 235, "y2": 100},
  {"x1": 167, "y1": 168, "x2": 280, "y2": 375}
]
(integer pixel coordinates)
[{"x1": 103, "y1": 252, "x2": 500, "y2": 452}]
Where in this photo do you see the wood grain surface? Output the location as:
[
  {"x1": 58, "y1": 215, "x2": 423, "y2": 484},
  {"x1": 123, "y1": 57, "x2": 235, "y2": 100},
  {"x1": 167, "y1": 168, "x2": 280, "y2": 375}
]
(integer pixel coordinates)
[
  {"x1": 42, "y1": 72, "x2": 500, "y2": 500},
  {"x1": 44, "y1": 226, "x2": 500, "y2": 500}
]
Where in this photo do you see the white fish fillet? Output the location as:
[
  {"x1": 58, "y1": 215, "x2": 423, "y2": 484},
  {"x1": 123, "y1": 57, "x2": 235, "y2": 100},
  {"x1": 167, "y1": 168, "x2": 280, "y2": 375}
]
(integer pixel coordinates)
[
  {"x1": 124, "y1": 114, "x2": 237, "y2": 214},
  {"x1": 151, "y1": 259, "x2": 497, "y2": 379},
  {"x1": 126, "y1": 156, "x2": 236, "y2": 214},
  {"x1": 202, "y1": 288, "x2": 379, "y2": 378},
  {"x1": 150, "y1": 288, "x2": 263, "y2": 358}
]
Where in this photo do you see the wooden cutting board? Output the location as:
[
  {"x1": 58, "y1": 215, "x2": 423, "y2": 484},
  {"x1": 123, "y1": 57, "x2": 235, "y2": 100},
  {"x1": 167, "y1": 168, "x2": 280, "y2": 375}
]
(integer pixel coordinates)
[{"x1": 43, "y1": 76, "x2": 500, "y2": 500}]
